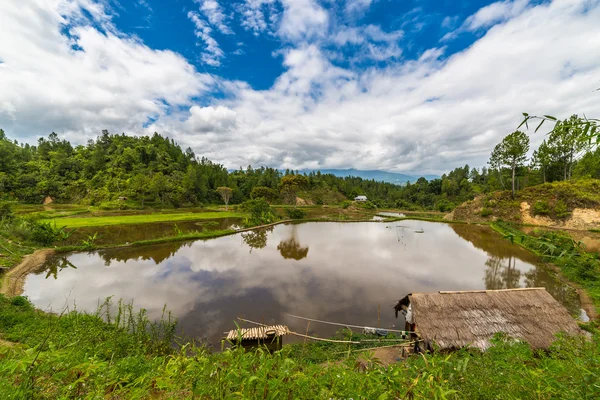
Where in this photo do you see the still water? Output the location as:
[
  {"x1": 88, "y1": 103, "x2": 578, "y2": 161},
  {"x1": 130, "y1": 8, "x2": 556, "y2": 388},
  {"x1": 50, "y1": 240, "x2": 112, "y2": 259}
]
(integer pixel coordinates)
[{"x1": 24, "y1": 221, "x2": 580, "y2": 346}]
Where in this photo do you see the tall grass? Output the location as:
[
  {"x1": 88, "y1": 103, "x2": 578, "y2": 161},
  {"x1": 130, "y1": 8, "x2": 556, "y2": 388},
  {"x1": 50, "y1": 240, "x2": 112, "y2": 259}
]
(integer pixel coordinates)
[{"x1": 1, "y1": 295, "x2": 599, "y2": 398}]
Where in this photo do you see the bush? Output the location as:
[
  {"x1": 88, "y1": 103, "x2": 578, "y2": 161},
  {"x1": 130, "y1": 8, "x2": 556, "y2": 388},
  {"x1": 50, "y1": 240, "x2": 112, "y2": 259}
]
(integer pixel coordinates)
[
  {"x1": 28, "y1": 220, "x2": 72, "y2": 246},
  {"x1": 357, "y1": 200, "x2": 377, "y2": 210},
  {"x1": 555, "y1": 200, "x2": 570, "y2": 219},
  {"x1": 435, "y1": 199, "x2": 455, "y2": 212},
  {"x1": 480, "y1": 208, "x2": 493, "y2": 217},
  {"x1": 240, "y1": 198, "x2": 277, "y2": 226},
  {"x1": 340, "y1": 200, "x2": 352, "y2": 209},
  {"x1": 532, "y1": 200, "x2": 550, "y2": 216},
  {"x1": 285, "y1": 208, "x2": 306, "y2": 219},
  {"x1": 0, "y1": 201, "x2": 13, "y2": 220}
]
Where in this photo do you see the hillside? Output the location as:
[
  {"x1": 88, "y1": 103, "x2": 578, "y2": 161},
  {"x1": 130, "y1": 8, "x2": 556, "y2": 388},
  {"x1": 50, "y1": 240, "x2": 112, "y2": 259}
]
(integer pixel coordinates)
[
  {"x1": 300, "y1": 168, "x2": 439, "y2": 184},
  {"x1": 448, "y1": 180, "x2": 600, "y2": 230}
]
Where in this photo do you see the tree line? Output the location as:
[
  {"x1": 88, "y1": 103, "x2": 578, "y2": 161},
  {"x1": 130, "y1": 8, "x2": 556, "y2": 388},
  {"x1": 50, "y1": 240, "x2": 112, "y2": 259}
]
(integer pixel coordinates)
[{"x1": 0, "y1": 118, "x2": 598, "y2": 210}]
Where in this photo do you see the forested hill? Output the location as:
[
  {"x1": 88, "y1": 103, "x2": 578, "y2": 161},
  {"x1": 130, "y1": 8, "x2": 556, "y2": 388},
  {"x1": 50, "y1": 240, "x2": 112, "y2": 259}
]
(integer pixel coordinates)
[{"x1": 0, "y1": 129, "x2": 478, "y2": 209}]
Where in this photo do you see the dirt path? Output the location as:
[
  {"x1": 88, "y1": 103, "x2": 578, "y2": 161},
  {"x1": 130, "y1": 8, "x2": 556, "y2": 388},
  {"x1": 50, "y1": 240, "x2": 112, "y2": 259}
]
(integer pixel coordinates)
[{"x1": 0, "y1": 249, "x2": 55, "y2": 297}]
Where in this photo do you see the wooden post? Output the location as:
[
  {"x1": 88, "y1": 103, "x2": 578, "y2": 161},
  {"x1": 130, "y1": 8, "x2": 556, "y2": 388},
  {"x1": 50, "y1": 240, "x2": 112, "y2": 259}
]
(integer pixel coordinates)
[{"x1": 303, "y1": 321, "x2": 310, "y2": 349}]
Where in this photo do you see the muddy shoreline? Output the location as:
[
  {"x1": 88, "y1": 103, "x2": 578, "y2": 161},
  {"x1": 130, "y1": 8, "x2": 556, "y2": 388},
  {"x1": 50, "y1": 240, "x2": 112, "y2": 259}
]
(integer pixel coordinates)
[{"x1": 0, "y1": 249, "x2": 55, "y2": 297}]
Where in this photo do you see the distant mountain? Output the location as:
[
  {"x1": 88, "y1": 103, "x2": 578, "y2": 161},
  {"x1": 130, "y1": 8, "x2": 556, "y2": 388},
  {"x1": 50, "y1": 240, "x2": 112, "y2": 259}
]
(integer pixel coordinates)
[{"x1": 301, "y1": 168, "x2": 439, "y2": 185}]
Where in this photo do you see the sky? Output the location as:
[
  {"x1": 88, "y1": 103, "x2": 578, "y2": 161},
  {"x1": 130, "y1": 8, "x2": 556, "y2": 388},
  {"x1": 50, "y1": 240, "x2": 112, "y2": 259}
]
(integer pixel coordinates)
[{"x1": 0, "y1": 0, "x2": 599, "y2": 175}]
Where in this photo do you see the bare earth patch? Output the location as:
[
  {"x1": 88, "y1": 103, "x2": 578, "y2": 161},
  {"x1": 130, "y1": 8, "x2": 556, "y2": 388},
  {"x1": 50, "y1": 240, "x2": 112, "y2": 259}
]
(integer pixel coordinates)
[
  {"x1": 520, "y1": 202, "x2": 600, "y2": 230},
  {"x1": 0, "y1": 249, "x2": 55, "y2": 297}
]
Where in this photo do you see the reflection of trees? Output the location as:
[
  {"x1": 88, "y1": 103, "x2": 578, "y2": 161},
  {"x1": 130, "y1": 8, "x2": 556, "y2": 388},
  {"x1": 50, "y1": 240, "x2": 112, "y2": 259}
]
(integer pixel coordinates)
[
  {"x1": 277, "y1": 226, "x2": 309, "y2": 260},
  {"x1": 241, "y1": 227, "x2": 273, "y2": 253},
  {"x1": 97, "y1": 241, "x2": 189, "y2": 265},
  {"x1": 524, "y1": 267, "x2": 581, "y2": 315},
  {"x1": 484, "y1": 255, "x2": 521, "y2": 290},
  {"x1": 41, "y1": 256, "x2": 77, "y2": 280}
]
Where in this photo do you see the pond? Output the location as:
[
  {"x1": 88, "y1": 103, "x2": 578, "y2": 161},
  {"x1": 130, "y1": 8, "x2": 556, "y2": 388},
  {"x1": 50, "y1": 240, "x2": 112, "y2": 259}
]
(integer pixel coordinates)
[{"x1": 23, "y1": 221, "x2": 581, "y2": 347}]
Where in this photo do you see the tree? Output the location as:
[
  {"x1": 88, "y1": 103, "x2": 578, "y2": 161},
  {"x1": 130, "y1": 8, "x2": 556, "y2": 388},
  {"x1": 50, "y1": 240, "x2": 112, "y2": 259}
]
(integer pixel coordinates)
[
  {"x1": 279, "y1": 175, "x2": 309, "y2": 206},
  {"x1": 548, "y1": 116, "x2": 587, "y2": 180},
  {"x1": 490, "y1": 131, "x2": 530, "y2": 198},
  {"x1": 530, "y1": 140, "x2": 554, "y2": 183},
  {"x1": 216, "y1": 187, "x2": 233, "y2": 210}
]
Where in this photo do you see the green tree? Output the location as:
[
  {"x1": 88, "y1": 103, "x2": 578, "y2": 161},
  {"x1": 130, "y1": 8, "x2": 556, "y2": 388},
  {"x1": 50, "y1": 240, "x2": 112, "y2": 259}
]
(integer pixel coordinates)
[
  {"x1": 279, "y1": 175, "x2": 309, "y2": 206},
  {"x1": 490, "y1": 131, "x2": 530, "y2": 198},
  {"x1": 530, "y1": 140, "x2": 554, "y2": 183},
  {"x1": 548, "y1": 116, "x2": 587, "y2": 180}
]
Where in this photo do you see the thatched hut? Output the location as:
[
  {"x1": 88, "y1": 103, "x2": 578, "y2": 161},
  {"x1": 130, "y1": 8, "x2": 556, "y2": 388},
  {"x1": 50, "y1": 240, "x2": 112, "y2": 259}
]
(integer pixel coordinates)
[
  {"x1": 394, "y1": 288, "x2": 584, "y2": 351},
  {"x1": 225, "y1": 325, "x2": 289, "y2": 352}
]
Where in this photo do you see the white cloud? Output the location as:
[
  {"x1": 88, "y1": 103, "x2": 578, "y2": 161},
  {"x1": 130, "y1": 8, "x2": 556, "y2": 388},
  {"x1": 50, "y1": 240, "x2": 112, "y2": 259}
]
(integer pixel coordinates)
[
  {"x1": 187, "y1": 105, "x2": 237, "y2": 133},
  {"x1": 333, "y1": 24, "x2": 403, "y2": 61},
  {"x1": 2, "y1": 0, "x2": 600, "y2": 176},
  {"x1": 188, "y1": 11, "x2": 224, "y2": 66},
  {"x1": 195, "y1": 0, "x2": 233, "y2": 34},
  {"x1": 0, "y1": 0, "x2": 212, "y2": 141},
  {"x1": 238, "y1": 0, "x2": 279, "y2": 35},
  {"x1": 277, "y1": 0, "x2": 329, "y2": 41},
  {"x1": 464, "y1": 0, "x2": 530, "y2": 31},
  {"x1": 345, "y1": 0, "x2": 374, "y2": 14},
  {"x1": 173, "y1": 0, "x2": 600, "y2": 173}
]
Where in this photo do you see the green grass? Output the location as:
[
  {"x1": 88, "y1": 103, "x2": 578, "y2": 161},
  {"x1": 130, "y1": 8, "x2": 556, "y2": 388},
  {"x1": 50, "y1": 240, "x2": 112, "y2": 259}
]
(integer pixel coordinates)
[
  {"x1": 1, "y1": 295, "x2": 599, "y2": 399},
  {"x1": 41, "y1": 211, "x2": 245, "y2": 228},
  {"x1": 0, "y1": 235, "x2": 35, "y2": 271}
]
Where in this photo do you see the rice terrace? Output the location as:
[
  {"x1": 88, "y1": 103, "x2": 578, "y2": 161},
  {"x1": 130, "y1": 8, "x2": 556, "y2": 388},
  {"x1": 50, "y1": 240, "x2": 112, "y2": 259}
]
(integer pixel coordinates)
[{"x1": 1, "y1": 0, "x2": 600, "y2": 398}]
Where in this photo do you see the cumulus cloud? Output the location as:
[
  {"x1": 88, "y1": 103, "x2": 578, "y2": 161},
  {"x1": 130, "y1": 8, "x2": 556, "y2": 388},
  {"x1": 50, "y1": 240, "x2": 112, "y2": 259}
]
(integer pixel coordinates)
[
  {"x1": 2, "y1": 0, "x2": 600, "y2": 175},
  {"x1": 277, "y1": 0, "x2": 329, "y2": 41},
  {"x1": 0, "y1": 0, "x2": 211, "y2": 141},
  {"x1": 174, "y1": 0, "x2": 600, "y2": 173},
  {"x1": 187, "y1": 105, "x2": 237, "y2": 133}
]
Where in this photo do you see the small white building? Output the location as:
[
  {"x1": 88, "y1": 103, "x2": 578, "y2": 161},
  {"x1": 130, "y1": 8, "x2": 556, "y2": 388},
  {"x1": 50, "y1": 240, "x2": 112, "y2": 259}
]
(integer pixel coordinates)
[{"x1": 354, "y1": 195, "x2": 368, "y2": 202}]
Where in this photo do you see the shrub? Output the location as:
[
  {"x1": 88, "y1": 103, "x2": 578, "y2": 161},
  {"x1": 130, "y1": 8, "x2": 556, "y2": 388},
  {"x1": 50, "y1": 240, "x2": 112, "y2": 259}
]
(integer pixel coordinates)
[
  {"x1": 555, "y1": 200, "x2": 570, "y2": 219},
  {"x1": 340, "y1": 200, "x2": 352, "y2": 209},
  {"x1": 532, "y1": 200, "x2": 550, "y2": 216},
  {"x1": 480, "y1": 208, "x2": 493, "y2": 217},
  {"x1": 28, "y1": 220, "x2": 72, "y2": 246},
  {"x1": 250, "y1": 186, "x2": 279, "y2": 203},
  {"x1": 0, "y1": 201, "x2": 13, "y2": 220},
  {"x1": 285, "y1": 208, "x2": 306, "y2": 219},
  {"x1": 240, "y1": 198, "x2": 276, "y2": 226},
  {"x1": 435, "y1": 199, "x2": 455, "y2": 212},
  {"x1": 358, "y1": 200, "x2": 377, "y2": 210}
]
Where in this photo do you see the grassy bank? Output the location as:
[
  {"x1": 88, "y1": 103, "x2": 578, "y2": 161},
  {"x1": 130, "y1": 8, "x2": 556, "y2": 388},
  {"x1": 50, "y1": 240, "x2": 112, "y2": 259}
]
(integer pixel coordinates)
[
  {"x1": 40, "y1": 211, "x2": 245, "y2": 228},
  {"x1": 491, "y1": 221, "x2": 600, "y2": 311},
  {"x1": 1, "y1": 295, "x2": 599, "y2": 398}
]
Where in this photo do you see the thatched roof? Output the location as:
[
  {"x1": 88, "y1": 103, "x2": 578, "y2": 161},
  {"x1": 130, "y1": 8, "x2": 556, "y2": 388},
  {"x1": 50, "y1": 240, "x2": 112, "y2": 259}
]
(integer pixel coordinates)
[{"x1": 396, "y1": 288, "x2": 583, "y2": 351}]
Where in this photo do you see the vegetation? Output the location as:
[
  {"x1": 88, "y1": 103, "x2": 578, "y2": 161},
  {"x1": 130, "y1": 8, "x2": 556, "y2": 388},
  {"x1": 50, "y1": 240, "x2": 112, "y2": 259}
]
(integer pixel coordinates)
[
  {"x1": 490, "y1": 131, "x2": 529, "y2": 198},
  {"x1": 492, "y1": 222, "x2": 600, "y2": 308},
  {"x1": 0, "y1": 295, "x2": 599, "y2": 398},
  {"x1": 40, "y1": 211, "x2": 244, "y2": 228}
]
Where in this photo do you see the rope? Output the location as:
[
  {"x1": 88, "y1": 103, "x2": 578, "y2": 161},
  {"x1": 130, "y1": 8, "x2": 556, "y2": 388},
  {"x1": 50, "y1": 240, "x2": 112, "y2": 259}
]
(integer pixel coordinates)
[
  {"x1": 285, "y1": 314, "x2": 413, "y2": 335},
  {"x1": 236, "y1": 317, "x2": 360, "y2": 344}
]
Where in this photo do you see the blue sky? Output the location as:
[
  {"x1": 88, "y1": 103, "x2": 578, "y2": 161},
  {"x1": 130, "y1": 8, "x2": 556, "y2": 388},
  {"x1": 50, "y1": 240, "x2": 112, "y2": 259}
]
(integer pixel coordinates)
[{"x1": 0, "y1": 0, "x2": 598, "y2": 174}]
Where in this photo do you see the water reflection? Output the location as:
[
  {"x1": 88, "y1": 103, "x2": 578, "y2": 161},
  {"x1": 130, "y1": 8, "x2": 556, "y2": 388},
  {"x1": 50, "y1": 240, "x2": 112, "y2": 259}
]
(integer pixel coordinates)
[
  {"x1": 241, "y1": 227, "x2": 272, "y2": 253},
  {"x1": 25, "y1": 221, "x2": 581, "y2": 346},
  {"x1": 450, "y1": 224, "x2": 580, "y2": 313},
  {"x1": 277, "y1": 225, "x2": 309, "y2": 260}
]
